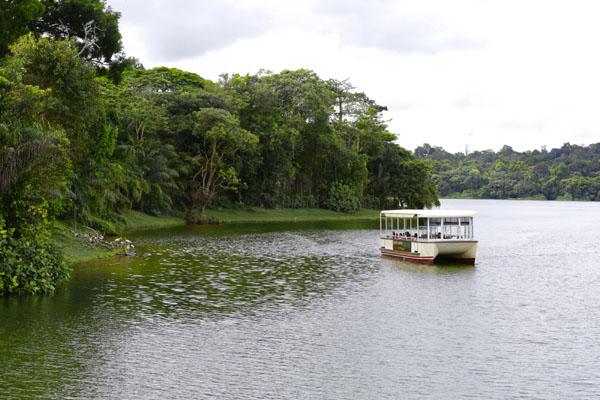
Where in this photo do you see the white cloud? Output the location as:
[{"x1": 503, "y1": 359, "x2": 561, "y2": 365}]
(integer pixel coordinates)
[
  {"x1": 108, "y1": 0, "x2": 600, "y2": 153},
  {"x1": 315, "y1": 0, "x2": 481, "y2": 54}
]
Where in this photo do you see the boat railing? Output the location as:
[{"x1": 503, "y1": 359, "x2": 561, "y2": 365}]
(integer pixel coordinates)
[
  {"x1": 380, "y1": 212, "x2": 475, "y2": 241},
  {"x1": 382, "y1": 233, "x2": 474, "y2": 241},
  {"x1": 383, "y1": 234, "x2": 418, "y2": 241}
]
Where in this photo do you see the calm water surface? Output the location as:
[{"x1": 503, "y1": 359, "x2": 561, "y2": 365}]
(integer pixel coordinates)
[{"x1": 2, "y1": 199, "x2": 600, "y2": 399}]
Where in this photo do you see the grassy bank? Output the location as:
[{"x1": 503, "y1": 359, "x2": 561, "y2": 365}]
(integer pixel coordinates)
[
  {"x1": 51, "y1": 211, "x2": 186, "y2": 264},
  {"x1": 117, "y1": 210, "x2": 184, "y2": 232},
  {"x1": 51, "y1": 208, "x2": 379, "y2": 265},
  {"x1": 51, "y1": 222, "x2": 116, "y2": 264},
  {"x1": 204, "y1": 207, "x2": 379, "y2": 223}
]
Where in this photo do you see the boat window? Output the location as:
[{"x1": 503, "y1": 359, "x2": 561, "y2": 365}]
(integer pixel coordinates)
[
  {"x1": 381, "y1": 214, "x2": 474, "y2": 240},
  {"x1": 427, "y1": 218, "x2": 442, "y2": 239},
  {"x1": 418, "y1": 218, "x2": 428, "y2": 239},
  {"x1": 429, "y1": 218, "x2": 441, "y2": 226},
  {"x1": 458, "y1": 217, "x2": 473, "y2": 239}
]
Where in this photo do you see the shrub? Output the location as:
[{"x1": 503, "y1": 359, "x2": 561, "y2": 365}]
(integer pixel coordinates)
[
  {"x1": 325, "y1": 182, "x2": 361, "y2": 213},
  {"x1": 0, "y1": 215, "x2": 70, "y2": 296}
]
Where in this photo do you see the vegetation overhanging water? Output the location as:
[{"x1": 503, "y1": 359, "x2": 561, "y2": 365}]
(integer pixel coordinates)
[{"x1": 0, "y1": 1, "x2": 437, "y2": 295}]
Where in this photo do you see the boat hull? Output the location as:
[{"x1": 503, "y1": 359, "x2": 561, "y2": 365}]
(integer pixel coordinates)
[
  {"x1": 380, "y1": 248, "x2": 435, "y2": 264},
  {"x1": 380, "y1": 239, "x2": 478, "y2": 265}
]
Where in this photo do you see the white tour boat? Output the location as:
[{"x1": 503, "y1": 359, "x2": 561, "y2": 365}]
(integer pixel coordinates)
[{"x1": 380, "y1": 209, "x2": 478, "y2": 265}]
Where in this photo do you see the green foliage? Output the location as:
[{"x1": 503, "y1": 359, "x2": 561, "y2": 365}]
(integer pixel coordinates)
[
  {"x1": 0, "y1": 212, "x2": 70, "y2": 296},
  {"x1": 417, "y1": 142, "x2": 600, "y2": 201},
  {"x1": 32, "y1": 0, "x2": 122, "y2": 64},
  {"x1": 8, "y1": 35, "x2": 101, "y2": 139},
  {"x1": 0, "y1": 119, "x2": 70, "y2": 296},
  {"x1": 0, "y1": 58, "x2": 72, "y2": 219},
  {"x1": 0, "y1": 0, "x2": 122, "y2": 64},
  {"x1": 0, "y1": 0, "x2": 45, "y2": 57},
  {"x1": 325, "y1": 182, "x2": 361, "y2": 213},
  {"x1": 106, "y1": 65, "x2": 438, "y2": 219},
  {"x1": 184, "y1": 107, "x2": 258, "y2": 222},
  {"x1": 0, "y1": 35, "x2": 75, "y2": 295},
  {"x1": 224, "y1": 70, "x2": 438, "y2": 211},
  {"x1": 0, "y1": 20, "x2": 440, "y2": 295}
]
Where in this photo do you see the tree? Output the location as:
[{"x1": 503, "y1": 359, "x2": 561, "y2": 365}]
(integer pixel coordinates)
[
  {"x1": 7, "y1": 35, "x2": 105, "y2": 158},
  {"x1": 223, "y1": 70, "x2": 439, "y2": 210},
  {"x1": 0, "y1": 0, "x2": 45, "y2": 57},
  {"x1": 0, "y1": 121, "x2": 69, "y2": 204},
  {"x1": 6, "y1": 35, "x2": 123, "y2": 226},
  {"x1": 110, "y1": 70, "x2": 179, "y2": 214},
  {"x1": 117, "y1": 81, "x2": 167, "y2": 143},
  {"x1": 327, "y1": 78, "x2": 386, "y2": 151},
  {"x1": 0, "y1": 60, "x2": 71, "y2": 295},
  {"x1": 1, "y1": 0, "x2": 122, "y2": 65},
  {"x1": 376, "y1": 144, "x2": 439, "y2": 209},
  {"x1": 30, "y1": 0, "x2": 122, "y2": 64},
  {"x1": 184, "y1": 108, "x2": 257, "y2": 222},
  {"x1": 416, "y1": 141, "x2": 600, "y2": 202},
  {"x1": 0, "y1": 43, "x2": 72, "y2": 219}
]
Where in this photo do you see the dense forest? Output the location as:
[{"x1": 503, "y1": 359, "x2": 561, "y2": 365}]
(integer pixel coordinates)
[
  {"x1": 0, "y1": 0, "x2": 438, "y2": 294},
  {"x1": 416, "y1": 143, "x2": 600, "y2": 201}
]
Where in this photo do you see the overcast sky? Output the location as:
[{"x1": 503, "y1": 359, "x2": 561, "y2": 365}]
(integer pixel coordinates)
[{"x1": 108, "y1": 0, "x2": 600, "y2": 153}]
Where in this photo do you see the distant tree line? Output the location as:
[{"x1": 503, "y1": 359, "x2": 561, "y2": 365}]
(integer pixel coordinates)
[
  {"x1": 0, "y1": 0, "x2": 438, "y2": 294},
  {"x1": 416, "y1": 143, "x2": 600, "y2": 201}
]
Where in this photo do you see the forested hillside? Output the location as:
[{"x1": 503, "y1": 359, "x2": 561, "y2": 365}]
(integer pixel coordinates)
[
  {"x1": 0, "y1": 0, "x2": 438, "y2": 294},
  {"x1": 416, "y1": 143, "x2": 600, "y2": 201}
]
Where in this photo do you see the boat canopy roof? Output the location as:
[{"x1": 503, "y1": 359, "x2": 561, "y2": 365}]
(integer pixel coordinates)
[{"x1": 381, "y1": 209, "x2": 477, "y2": 218}]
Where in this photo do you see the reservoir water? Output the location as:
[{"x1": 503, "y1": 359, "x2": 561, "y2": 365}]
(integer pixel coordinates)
[{"x1": 2, "y1": 199, "x2": 600, "y2": 399}]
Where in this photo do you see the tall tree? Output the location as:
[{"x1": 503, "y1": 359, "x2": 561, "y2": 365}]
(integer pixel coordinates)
[
  {"x1": 0, "y1": 0, "x2": 44, "y2": 57},
  {"x1": 0, "y1": 44, "x2": 71, "y2": 295},
  {"x1": 31, "y1": 0, "x2": 122, "y2": 64},
  {"x1": 184, "y1": 108, "x2": 257, "y2": 222}
]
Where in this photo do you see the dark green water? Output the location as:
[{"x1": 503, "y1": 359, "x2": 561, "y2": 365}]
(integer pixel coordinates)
[{"x1": 2, "y1": 199, "x2": 600, "y2": 399}]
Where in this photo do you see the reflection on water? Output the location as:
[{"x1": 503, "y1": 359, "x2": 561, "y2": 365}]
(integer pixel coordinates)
[
  {"x1": 2, "y1": 201, "x2": 600, "y2": 399},
  {"x1": 92, "y1": 227, "x2": 381, "y2": 320}
]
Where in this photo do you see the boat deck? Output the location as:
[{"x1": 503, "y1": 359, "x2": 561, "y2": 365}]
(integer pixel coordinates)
[{"x1": 382, "y1": 234, "x2": 476, "y2": 242}]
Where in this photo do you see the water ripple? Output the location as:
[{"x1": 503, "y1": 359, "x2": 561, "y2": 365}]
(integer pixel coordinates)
[{"x1": 2, "y1": 203, "x2": 600, "y2": 399}]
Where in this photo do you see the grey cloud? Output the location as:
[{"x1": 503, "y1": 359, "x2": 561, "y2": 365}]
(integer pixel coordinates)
[
  {"x1": 110, "y1": 0, "x2": 481, "y2": 62},
  {"x1": 342, "y1": 19, "x2": 477, "y2": 54},
  {"x1": 111, "y1": 0, "x2": 270, "y2": 61},
  {"x1": 315, "y1": 0, "x2": 481, "y2": 54}
]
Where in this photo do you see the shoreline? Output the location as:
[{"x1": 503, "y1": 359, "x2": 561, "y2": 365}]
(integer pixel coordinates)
[
  {"x1": 52, "y1": 208, "x2": 380, "y2": 265},
  {"x1": 440, "y1": 195, "x2": 581, "y2": 201}
]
